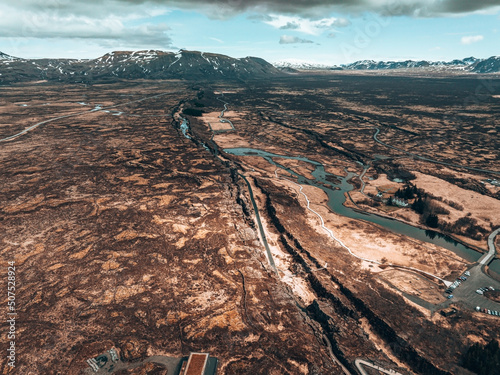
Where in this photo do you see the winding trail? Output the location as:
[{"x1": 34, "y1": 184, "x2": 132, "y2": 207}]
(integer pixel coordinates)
[
  {"x1": 277, "y1": 172, "x2": 451, "y2": 287},
  {"x1": 0, "y1": 92, "x2": 173, "y2": 143},
  {"x1": 216, "y1": 93, "x2": 235, "y2": 130}
]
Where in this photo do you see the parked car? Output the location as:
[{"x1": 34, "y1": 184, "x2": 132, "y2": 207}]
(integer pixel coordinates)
[
  {"x1": 465, "y1": 271, "x2": 471, "y2": 276},
  {"x1": 476, "y1": 290, "x2": 484, "y2": 295}
]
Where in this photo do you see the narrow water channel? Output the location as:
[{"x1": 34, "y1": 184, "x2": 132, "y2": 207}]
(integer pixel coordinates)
[
  {"x1": 179, "y1": 117, "x2": 191, "y2": 139},
  {"x1": 224, "y1": 147, "x2": 482, "y2": 263}
]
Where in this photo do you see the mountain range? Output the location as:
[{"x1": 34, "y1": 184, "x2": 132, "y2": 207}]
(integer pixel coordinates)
[
  {"x1": 0, "y1": 50, "x2": 281, "y2": 84},
  {"x1": 274, "y1": 56, "x2": 500, "y2": 73},
  {"x1": 2, "y1": 50, "x2": 499, "y2": 85}
]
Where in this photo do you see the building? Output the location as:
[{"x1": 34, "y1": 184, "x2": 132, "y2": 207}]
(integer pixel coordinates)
[
  {"x1": 392, "y1": 197, "x2": 409, "y2": 207},
  {"x1": 440, "y1": 307, "x2": 457, "y2": 317}
]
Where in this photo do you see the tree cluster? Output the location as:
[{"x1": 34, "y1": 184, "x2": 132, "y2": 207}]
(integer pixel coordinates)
[
  {"x1": 395, "y1": 183, "x2": 421, "y2": 200},
  {"x1": 462, "y1": 339, "x2": 500, "y2": 375},
  {"x1": 440, "y1": 216, "x2": 489, "y2": 240},
  {"x1": 182, "y1": 108, "x2": 203, "y2": 117}
]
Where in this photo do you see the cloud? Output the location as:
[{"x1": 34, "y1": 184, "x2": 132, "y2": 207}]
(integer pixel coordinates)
[
  {"x1": 280, "y1": 22, "x2": 300, "y2": 30},
  {"x1": 247, "y1": 14, "x2": 274, "y2": 22},
  {"x1": 2, "y1": 0, "x2": 498, "y2": 58},
  {"x1": 327, "y1": 32, "x2": 336, "y2": 38},
  {"x1": 265, "y1": 15, "x2": 350, "y2": 35},
  {"x1": 0, "y1": 3, "x2": 173, "y2": 49},
  {"x1": 331, "y1": 18, "x2": 351, "y2": 27},
  {"x1": 159, "y1": 0, "x2": 500, "y2": 18},
  {"x1": 209, "y1": 37, "x2": 224, "y2": 43},
  {"x1": 8, "y1": 0, "x2": 500, "y2": 22},
  {"x1": 279, "y1": 35, "x2": 314, "y2": 44},
  {"x1": 461, "y1": 35, "x2": 484, "y2": 44}
]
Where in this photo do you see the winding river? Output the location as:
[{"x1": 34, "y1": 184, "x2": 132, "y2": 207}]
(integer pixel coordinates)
[{"x1": 223, "y1": 147, "x2": 485, "y2": 263}]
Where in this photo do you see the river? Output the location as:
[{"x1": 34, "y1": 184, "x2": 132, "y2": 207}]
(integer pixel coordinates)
[
  {"x1": 491, "y1": 259, "x2": 500, "y2": 275},
  {"x1": 224, "y1": 147, "x2": 483, "y2": 263}
]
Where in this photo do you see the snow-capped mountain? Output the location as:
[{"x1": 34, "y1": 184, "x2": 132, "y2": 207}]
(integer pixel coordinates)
[
  {"x1": 273, "y1": 60, "x2": 343, "y2": 71},
  {"x1": 472, "y1": 56, "x2": 500, "y2": 73},
  {"x1": 342, "y1": 57, "x2": 481, "y2": 70},
  {"x1": 272, "y1": 56, "x2": 500, "y2": 73},
  {"x1": 0, "y1": 49, "x2": 282, "y2": 84},
  {"x1": 2, "y1": 51, "x2": 499, "y2": 84},
  {"x1": 0, "y1": 52, "x2": 20, "y2": 62}
]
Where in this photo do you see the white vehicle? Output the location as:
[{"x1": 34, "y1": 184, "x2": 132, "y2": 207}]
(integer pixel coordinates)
[
  {"x1": 476, "y1": 289, "x2": 484, "y2": 295},
  {"x1": 465, "y1": 271, "x2": 471, "y2": 276},
  {"x1": 476, "y1": 306, "x2": 481, "y2": 311}
]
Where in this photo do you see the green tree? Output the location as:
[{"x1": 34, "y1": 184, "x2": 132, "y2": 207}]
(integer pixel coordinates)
[{"x1": 425, "y1": 214, "x2": 439, "y2": 228}]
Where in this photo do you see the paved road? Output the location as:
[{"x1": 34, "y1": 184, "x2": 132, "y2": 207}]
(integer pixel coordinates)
[
  {"x1": 479, "y1": 227, "x2": 500, "y2": 266},
  {"x1": 239, "y1": 173, "x2": 278, "y2": 276},
  {"x1": 358, "y1": 162, "x2": 370, "y2": 198},
  {"x1": 447, "y1": 228, "x2": 500, "y2": 313},
  {"x1": 355, "y1": 359, "x2": 403, "y2": 375},
  {"x1": 380, "y1": 228, "x2": 500, "y2": 315},
  {"x1": 448, "y1": 265, "x2": 500, "y2": 313}
]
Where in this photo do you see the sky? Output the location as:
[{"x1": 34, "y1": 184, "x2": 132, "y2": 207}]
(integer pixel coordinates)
[{"x1": 0, "y1": 0, "x2": 499, "y2": 65}]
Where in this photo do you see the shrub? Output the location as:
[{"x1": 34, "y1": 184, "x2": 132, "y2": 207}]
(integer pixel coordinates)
[{"x1": 182, "y1": 108, "x2": 203, "y2": 117}]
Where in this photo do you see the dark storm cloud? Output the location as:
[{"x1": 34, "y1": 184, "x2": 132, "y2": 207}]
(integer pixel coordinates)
[
  {"x1": 9, "y1": 0, "x2": 500, "y2": 19},
  {"x1": 436, "y1": 0, "x2": 500, "y2": 14},
  {"x1": 132, "y1": 0, "x2": 500, "y2": 17},
  {"x1": 247, "y1": 14, "x2": 274, "y2": 21}
]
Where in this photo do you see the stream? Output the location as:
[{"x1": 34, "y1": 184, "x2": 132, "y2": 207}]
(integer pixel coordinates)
[{"x1": 223, "y1": 147, "x2": 484, "y2": 264}]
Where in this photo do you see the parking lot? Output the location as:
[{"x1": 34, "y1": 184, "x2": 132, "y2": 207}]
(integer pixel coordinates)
[{"x1": 443, "y1": 265, "x2": 500, "y2": 315}]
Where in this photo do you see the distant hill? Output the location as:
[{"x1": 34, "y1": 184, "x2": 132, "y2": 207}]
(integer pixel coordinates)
[
  {"x1": 472, "y1": 56, "x2": 500, "y2": 73},
  {"x1": 0, "y1": 49, "x2": 282, "y2": 84},
  {"x1": 342, "y1": 57, "x2": 478, "y2": 71},
  {"x1": 273, "y1": 60, "x2": 343, "y2": 71},
  {"x1": 274, "y1": 56, "x2": 500, "y2": 73},
  {"x1": 0, "y1": 52, "x2": 18, "y2": 61}
]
